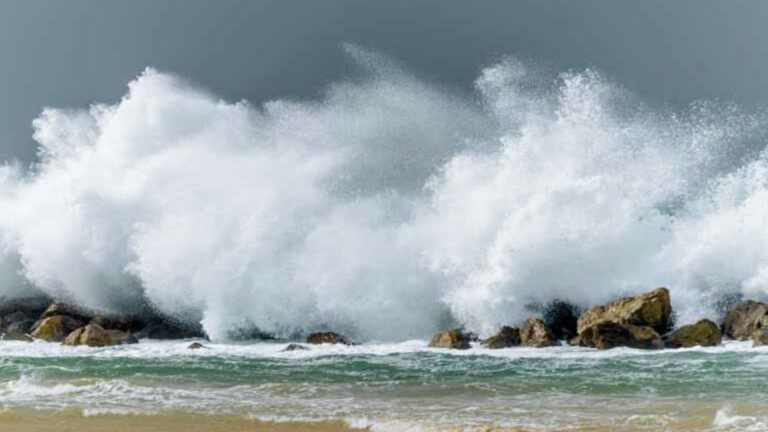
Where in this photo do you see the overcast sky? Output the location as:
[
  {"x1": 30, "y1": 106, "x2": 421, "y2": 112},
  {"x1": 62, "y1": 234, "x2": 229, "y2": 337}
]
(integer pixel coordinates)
[{"x1": 1, "y1": 0, "x2": 767, "y2": 163}]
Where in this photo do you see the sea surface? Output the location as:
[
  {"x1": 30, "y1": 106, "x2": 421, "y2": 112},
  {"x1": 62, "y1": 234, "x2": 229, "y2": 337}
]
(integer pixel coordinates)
[{"x1": 1, "y1": 339, "x2": 767, "y2": 431}]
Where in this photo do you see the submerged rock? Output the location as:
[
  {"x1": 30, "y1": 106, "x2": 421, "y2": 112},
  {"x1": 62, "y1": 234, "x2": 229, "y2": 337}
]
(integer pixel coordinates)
[
  {"x1": 1, "y1": 331, "x2": 33, "y2": 342},
  {"x1": 577, "y1": 288, "x2": 672, "y2": 336},
  {"x1": 520, "y1": 318, "x2": 557, "y2": 347},
  {"x1": 187, "y1": 342, "x2": 206, "y2": 350},
  {"x1": 578, "y1": 323, "x2": 663, "y2": 350},
  {"x1": 30, "y1": 315, "x2": 85, "y2": 342},
  {"x1": 722, "y1": 300, "x2": 768, "y2": 340},
  {"x1": 306, "y1": 332, "x2": 353, "y2": 345},
  {"x1": 428, "y1": 329, "x2": 471, "y2": 349},
  {"x1": 753, "y1": 328, "x2": 768, "y2": 347},
  {"x1": 482, "y1": 326, "x2": 520, "y2": 349},
  {"x1": 283, "y1": 343, "x2": 309, "y2": 351},
  {"x1": 663, "y1": 319, "x2": 721, "y2": 348},
  {"x1": 63, "y1": 324, "x2": 137, "y2": 347}
]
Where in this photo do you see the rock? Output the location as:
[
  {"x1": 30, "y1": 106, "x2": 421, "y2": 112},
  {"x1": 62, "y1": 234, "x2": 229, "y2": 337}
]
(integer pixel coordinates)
[
  {"x1": 40, "y1": 302, "x2": 93, "y2": 323},
  {"x1": 577, "y1": 288, "x2": 672, "y2": 336},
  {"x1": 520, "y1": 318, "x2": 557, "y2": 347},
  {"x1": 187, "y1": 342, "x2": 206, "y2": 350},
  {"x1": 428, "y1": 329, "x2": 471, "y2": 349},
  {"x1": 30, "y1": 315, "x2": 85, "y2": 342},
  {"x1": 2, "y1": 311, "x2": 36, "y2": 334},
  {"x1": 0, "y1": 296, "x2": 50, "y2": 318},
  {"x1": 283, "y1": 343, "x2": 309, "y2": 351},
  {"x1": 90, "y1": 315, "x2": 134, "y2": 332},
  {"x1": 543, "y1": 300, "x2": 580, "y2": 340},
  {"x1": 482, "y1": 326, "x2": 520, "y2": 348},
  {"x1": 1, "y1": 331, "x2": 33, "y2": 342},
  {"x1": 753, "y1": 328, "x2": 768, "y2": 347},
  {"x1": 135, "y1": 320, "x2": 204, "y2": 340},
  {"x1": 663, "y1": 319, "x2": 721, "y2": 348},
  {"x1": 722, "y1": 300, "x2": 768, "y2": 340},
  {"x1": 306, "y1": 331, "x2": 353, "y2": 345},
  {"x1": 578, "y1": 323, "x2": 663, "y2": 350},
  {"x1": 63, "y1": 324, "x2": 137, "y2": 347}
]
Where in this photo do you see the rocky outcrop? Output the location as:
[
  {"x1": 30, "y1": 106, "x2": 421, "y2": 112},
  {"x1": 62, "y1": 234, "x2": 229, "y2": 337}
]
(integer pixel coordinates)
[
  {"x1": 428, "y1": 329, "x2": 471, "y2": 349},
  {"x1": 482, "y1": 326, "x2": 520, "y2": 349},
  {"x1": 0, "y1": 297, "x2": 49, "y2": 335},
  {"x1": 40, "y1": 302, "x2": 93, "y2": 323},
  {"x1": 577, "y1": 288, "x2": 672, "y2": 336},
  {"x1": 753, "y1": 328, "x2": 768, "y2": 347},
  {"x1": 306, "y1": 331, "x2": 353, "y2": 345},
  {"x1": 663, "y1": 319, "x2": 721, "y2": 348},
  {"x1": 1, "y1": 331, "x2": 33, "y2": 342},
  {"x1": 134, "y1": 320, "x2": 205, "y2": 340},
  {"x1": 63, "y1": 324, "x2": 138, "y2": 347},
  {"x1": 520, "y1": 318, "x2": 557, "y2": 347},
  {"x1": 577, "y1": 323, "x2": 663, "y2": 350},
  {"x1": 30, "y1": 315, "x2": 85, "y2": 342},
  {"x1": 187, "y1": 342, "x2": 206, "y2": 350},
  {"x1": 722, "y1": 300, "x2": 768, "y2": 340}
]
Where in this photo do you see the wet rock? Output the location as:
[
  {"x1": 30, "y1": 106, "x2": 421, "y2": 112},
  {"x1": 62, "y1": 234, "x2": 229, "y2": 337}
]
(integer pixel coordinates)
[
  {"x1": 543, "y1": 300, "x2": 580, "y2": 340},
  {"x1": 752, "y1": 328, "x2": 768, "y2": 347},
  {"x1": 577, "y1": 288, "x2": 672, "y2": 336},
  {"x1": 722, "y1": 300, "x2": 768, "y2": 340},
  {"x1": 40, "y1": 302, "x2": 93, "y2": 323},
  {"x1": 63, "y1": 324, "x2": 137, "y2": 347},
  {"x1": 1, "y1": 331, "x2": 33, "y2": 342},
  {"x1": 482, "y1": 326, "x2": 520, "y2": 349},
  {"x1": 90, "y1": 315, "x2": 134, "y2": 333},
  {"x1": 306, "y1": 331, "x2": 353, "y2": 345},
  {"x1": 428, "y1": 329, "x2": 471, "y2": 349},
  {"x1": 520, "y1": 318, "x2": 557, "y2": 347},
  {"x1": 0, "y1": 296, "x2": 50, "y2": 318},
  {"x1": 187, "y1": 342, "x2": 206, "y2": 350},
  {"x1": 663, "y1": 319, "x2": 721, "y2": 348},
  {"x1": 135, "y1": 320, "x2": 205, "y2": 340},
  {"x1": 283, "y1": 343, "x2": 309, "y2": 351},
  {"x1": 30, "y1": 315, "x2": 85, "y2": 342},
  {"x1": 578, "y1": 323, "x2": 663, "y2": 350}
]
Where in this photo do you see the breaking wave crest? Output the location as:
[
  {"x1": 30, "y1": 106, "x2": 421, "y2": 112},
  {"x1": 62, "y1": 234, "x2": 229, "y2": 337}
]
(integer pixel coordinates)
[{"x1": 2, "y1": 46, "x2": 768, "y2": 340}]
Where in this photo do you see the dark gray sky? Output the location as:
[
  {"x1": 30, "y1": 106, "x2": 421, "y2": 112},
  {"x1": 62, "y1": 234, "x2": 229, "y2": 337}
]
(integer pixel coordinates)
[{"x1": 1, "y1": 0, "x2": 767, "y2": 163}]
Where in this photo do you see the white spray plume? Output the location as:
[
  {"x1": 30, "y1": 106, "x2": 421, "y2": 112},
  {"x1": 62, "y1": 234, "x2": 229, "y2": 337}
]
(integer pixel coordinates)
[{"x1": 1, "y1": 47, "x2": 767, "y2": 340}]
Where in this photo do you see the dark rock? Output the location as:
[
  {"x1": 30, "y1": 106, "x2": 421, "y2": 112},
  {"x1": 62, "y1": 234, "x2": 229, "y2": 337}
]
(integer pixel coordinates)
[
  {"x1": 40, "y1": 302, "x2": 93, "y2": 323},
  {"x1": 520, "y1": 318, "x2": 557, "y2": 347},
  {"x1": 542, "y1": 300, "x2": 581, "y2": 340},
  {"x1": 0, "y1": 297, "x2": 50, "y2": 318},
  {"x1": 753, "y1": 328, "x2": 768, "y2": 347},
  {"x1": 187, "y1": 342, "x2": 206, "y2": 350},
  {"x1": 1, "y1": 331, "x2": 33, "y2": 342},
  {"x1": 30, "y1": 315, "x2": 85, "y2": 342},
  {"x1": 722, "y1": 300, "x2": 768, "y2": 340},
  {"x1": 578, "y1": 323, "x2": 663, "y2": 350},
  {"x1": 663, "y1": 319, "x2": 721, "y2": 348},
  {"x1": 90, "y1": 315, "x2": 134, "y2": 332},
  {"x1": 482, "y1": 326, "x2": 520, "y2": 349},
  {"x1": 306, "y1": 331, "x2": 353, "y2": 345},
  {"x1": 282, "y1": 343, "x2": 309, "y2": 351},
  {"x1": 428, "y1": 329, "x2": 471, "y2": 349},
  {"x1": 135, "y1": 320, "x2": 204, "y2": 340}
]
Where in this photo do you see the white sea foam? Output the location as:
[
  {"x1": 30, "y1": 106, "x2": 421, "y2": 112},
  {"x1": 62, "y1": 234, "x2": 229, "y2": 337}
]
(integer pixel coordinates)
[{"x1": 1, "y1": 46, "x2": 768, "y2": 340}]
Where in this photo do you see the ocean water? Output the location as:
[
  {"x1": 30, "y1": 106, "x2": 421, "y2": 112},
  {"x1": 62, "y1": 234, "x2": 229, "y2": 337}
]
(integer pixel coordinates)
[{"x1": 1, "y1": 340, "x2": 767, "y2": 431}]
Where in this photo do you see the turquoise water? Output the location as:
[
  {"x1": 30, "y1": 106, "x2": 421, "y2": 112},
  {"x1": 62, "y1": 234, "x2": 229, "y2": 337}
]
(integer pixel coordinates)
[{"x1": 1, "y1": 340, "x2": 767, "y2": 430}]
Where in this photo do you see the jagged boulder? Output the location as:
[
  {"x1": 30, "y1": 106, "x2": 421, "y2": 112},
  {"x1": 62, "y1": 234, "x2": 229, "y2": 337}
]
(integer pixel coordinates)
[
  {"x1": 753, "y1": 328, "x2": 768, "y2": 347},
  {"x1": 30, "y1": 315, "x2": 85, "y2": 342},
  {"x1": 306, "y1": 331, "x2": 353, "y2": 345},
  {"x1": 428, "y1": 329, "x2": 471, "y2": 349},
  {"x1": 663, "y1": 319, "x2": 721, "y2": 348},
  {"x1": 577, "y1": 288, "x2": 672, "y2": 336},
  {"x1": 520, "y1": 318, "x2": 557, "y2": 347},
  {"x1": 577, "y1": 323, "x2": 663, "y2": 350},
  {"x1": 482, "y1": 326, "x2": 520, "y2": 349},
  {"x1": 63, "y1": 324, "x2": 138, "y2": 347},
  {"x1": 722, "y1": 300, "x2": 768, "y2": 340}
]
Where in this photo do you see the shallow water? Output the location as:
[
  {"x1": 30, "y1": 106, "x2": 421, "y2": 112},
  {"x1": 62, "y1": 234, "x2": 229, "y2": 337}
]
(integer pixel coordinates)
[{"x1": 0, "y1": 340, "x2": 766, "y2": 431}]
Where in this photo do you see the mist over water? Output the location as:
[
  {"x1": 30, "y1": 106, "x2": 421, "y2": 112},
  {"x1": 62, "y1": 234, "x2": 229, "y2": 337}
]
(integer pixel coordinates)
[{"x1": 1, "y1": 46, "x2": 768, "y2": 340}]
